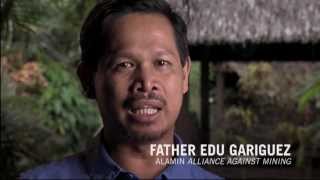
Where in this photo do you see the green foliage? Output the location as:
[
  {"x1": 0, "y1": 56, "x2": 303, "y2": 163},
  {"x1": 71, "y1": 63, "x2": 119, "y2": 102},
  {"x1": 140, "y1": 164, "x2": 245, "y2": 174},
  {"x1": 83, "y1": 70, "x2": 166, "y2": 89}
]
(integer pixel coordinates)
[
  {"x1": 294, "y1": 124, "x2": 320, "y2": 167},
  {"x1": 1, "y1": 0, "x2": 95, "y2": 64},
  {"x1": 1, "y1": 73, "x2": 67, "y2": 177},
  {"x1": 274, "y1": 122, "x2": 298, "y2": 144},
  {"x1": 1, "y1": 65, "x2": 16, "y2": 97},
  {"x1": 217, "y1": 62, "x2": 319, "y2": 168},
  {"x1": 297, "y1": 73, "x2": 320, "y2": 112},
  {"x1": 239, "y1": 63, "x2": 278, "y2": 99},
  {"x1": 2, "y1": 106, "x2": 65, "y2": 174},
  {"x1": 1, "y1": 48, "x2": 101, "y2": 177},
  {"x1": 189, "y1": 61, "x2": 201, "y2": 122},
  {"x1": 225, "y1": 106, "x2": 256, "y2": 129},
  {"x1": 1, "y1": 0, "x2": 99, "y2": 177},
  {"x1": 39, "y1": 60, "x2": 101, "y2": 150},
  {"x1": 1, "y1": 0, "x2": 48, "y2": 52},
  {"x1": 37, "y1": 0, "x2": 96, "y2": 63},
  {"x1": 223, "y1": 106, "x2": 257, "y2": 144}
]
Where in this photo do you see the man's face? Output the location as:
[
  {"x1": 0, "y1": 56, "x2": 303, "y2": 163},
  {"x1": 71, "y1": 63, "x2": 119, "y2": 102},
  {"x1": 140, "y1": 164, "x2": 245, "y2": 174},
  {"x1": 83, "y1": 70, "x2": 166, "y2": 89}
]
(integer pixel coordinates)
[{"x1": 94, "y1": 13, "x2": 190, "y2": 143}]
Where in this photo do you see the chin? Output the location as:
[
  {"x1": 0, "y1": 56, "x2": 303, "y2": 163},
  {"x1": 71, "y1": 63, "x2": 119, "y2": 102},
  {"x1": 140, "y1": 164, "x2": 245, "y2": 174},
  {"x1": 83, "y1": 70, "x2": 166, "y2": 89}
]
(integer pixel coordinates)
[{"x1": 126, "y1": 126, "x2": 170, "y2": 143}]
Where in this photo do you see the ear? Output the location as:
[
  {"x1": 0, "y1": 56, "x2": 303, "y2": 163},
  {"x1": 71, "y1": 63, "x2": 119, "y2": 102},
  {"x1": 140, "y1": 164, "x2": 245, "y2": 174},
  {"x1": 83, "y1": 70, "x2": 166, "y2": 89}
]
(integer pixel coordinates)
[
  {"x1": 77, "y1": 62, "x2": 96, "y2": 99},
  {"x1": 182, "y1": 56, "x2": 191, "y2": 94}
]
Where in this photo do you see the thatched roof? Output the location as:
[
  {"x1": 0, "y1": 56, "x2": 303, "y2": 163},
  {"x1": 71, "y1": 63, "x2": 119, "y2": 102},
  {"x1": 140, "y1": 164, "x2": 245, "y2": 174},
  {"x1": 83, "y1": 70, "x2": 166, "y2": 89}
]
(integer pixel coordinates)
[{"x1": 168, "y1": 0, "x2": 320, "y2": 44}]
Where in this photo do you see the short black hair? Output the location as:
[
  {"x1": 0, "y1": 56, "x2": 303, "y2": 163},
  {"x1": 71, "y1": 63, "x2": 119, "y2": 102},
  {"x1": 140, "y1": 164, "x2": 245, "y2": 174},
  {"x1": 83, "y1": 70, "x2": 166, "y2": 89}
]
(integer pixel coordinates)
[{"x1": 80, "y1": 0, "x2": 189, "y2": 68}]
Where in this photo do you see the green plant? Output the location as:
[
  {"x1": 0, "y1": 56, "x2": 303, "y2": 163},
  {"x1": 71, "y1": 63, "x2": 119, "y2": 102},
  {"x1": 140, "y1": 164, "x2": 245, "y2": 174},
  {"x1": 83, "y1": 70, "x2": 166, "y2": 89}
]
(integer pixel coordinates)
[
  {"x1": 297, "y1": 73, "x2": 320, "y2": 112},
  {"x1": 189, "y1": 61, "x2": 201, "y2": 122},
  {"x1": 223, "y1": 106, "x2": 257, "y2": 144},
  {"x1": 1, "y1": 0, "x2": 95, "y2": 64},
  {"x1": 39, "y1": 60, "x2": 101, "y2": 151},
  {"x1": 1, "y1": 0, "x2": 98, "y2": 177},
  {"x1": 1, "y1": 71, "x2": 67, "y2": 177},
  {"x1": 295, "y1": 119, "x2": 320, "y2": 167},
  {"x1": 225, "y1": 106, "x2": 256, "y2": 129}
]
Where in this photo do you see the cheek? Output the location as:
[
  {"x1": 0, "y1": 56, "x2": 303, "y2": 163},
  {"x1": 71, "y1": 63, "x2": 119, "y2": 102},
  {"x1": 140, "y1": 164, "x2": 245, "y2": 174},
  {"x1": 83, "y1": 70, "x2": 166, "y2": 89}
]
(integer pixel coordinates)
[
  {"x1": 165, "y1": 71, "x2": 184, "y2": 93},
  {"x1": 164, "y1": 76, "x2": 184, "y2": 107},
  {"x1": 107, "y1": 77, "x2": 129, "y2": 106},
  {"x1": 95, "y1": 74, "x2": 127, "y2": 106}
]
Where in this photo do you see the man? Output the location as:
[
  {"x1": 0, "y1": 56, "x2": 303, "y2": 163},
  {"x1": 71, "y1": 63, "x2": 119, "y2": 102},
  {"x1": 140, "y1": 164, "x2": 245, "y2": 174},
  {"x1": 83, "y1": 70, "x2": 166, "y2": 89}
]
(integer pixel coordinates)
[{"x1": 21, "y1": 0, "x2": 222, "y2": 179}]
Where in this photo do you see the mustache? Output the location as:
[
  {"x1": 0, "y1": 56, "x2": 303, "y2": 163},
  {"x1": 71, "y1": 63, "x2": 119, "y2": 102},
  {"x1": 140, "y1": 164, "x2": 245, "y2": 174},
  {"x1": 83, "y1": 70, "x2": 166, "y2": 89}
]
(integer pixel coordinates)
[{"x1": 124, "y1": 92, "x2": 166, "y2": 106}]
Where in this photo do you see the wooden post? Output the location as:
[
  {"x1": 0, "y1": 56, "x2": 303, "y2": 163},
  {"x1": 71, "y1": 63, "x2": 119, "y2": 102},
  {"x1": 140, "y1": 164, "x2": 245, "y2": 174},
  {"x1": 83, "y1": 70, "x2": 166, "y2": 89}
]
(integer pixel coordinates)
[
  {"x1": 201, "y1": 58, "x2": 210, "y2": 144},
  {"x1": 215, "y1": 63, "x2": 224, "y2": 129}
]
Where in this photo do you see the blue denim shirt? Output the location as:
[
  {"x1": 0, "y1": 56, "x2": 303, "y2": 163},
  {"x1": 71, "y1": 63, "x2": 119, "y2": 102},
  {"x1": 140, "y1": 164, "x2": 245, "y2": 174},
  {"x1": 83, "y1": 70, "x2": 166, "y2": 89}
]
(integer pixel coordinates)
[{"x1": 21, "y1": 134, "x2": 222, "y2": 179}]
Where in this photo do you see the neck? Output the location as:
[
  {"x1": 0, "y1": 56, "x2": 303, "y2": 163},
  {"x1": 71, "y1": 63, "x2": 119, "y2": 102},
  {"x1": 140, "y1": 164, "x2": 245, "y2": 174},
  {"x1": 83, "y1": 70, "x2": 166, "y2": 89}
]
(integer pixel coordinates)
[{"x1": 104, "y1": 131, "x2": 174, "y2": 179}]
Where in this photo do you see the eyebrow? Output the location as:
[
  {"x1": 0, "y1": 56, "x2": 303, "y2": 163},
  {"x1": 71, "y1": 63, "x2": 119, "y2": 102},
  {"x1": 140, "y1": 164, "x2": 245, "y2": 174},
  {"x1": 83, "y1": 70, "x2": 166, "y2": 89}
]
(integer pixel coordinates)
[
  {"x1": 111, "y1": 47, "x2": 178, "y2": 59},
  {"x1": 110, "y1": 52, "x2": 139, "y2": 62},
  {"x1": 154, "y1": 48, "x2": 179, "y2": 58}
]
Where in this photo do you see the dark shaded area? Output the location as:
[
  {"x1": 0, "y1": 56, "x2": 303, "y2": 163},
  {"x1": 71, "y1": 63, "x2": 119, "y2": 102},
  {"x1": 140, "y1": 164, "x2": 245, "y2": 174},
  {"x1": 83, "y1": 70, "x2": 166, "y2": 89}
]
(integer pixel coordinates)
[{"x1": 190, "y1": 42, "x2": 320, "y2": 61}]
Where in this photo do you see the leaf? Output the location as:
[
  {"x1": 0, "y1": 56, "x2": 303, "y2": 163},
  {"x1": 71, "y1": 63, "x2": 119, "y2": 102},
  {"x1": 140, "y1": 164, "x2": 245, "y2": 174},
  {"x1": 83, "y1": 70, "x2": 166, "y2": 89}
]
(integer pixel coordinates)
[
  {"x1": 297, "y1": 75, "x2": 320, "y2": 111},
  {"x1": 53, "y1": 100, "x2": 62, "y2": 115}
]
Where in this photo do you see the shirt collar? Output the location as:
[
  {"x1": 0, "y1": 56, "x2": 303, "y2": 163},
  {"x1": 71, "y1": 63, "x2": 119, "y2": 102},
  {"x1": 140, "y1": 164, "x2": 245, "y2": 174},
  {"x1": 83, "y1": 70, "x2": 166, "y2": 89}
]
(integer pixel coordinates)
[
  {"x1": 84, "y1": 132, "x2": 120, "y2": 179},
  {"x1": 84, "y1": 131, "x2": 192, "y2": 179},
  {"x1": 156, "y1": 134, "x2": 195, "y2": 179}
]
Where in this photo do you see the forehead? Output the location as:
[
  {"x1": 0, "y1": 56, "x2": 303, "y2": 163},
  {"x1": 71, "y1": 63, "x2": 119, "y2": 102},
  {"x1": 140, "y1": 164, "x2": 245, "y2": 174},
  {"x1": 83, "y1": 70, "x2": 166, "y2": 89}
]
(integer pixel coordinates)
[
  {"x1": 111, "y1": 12, "x2": 173, "y2": 29},
  {"x1": 103, "y1": 13, "x2": 178, "y2": 55}
]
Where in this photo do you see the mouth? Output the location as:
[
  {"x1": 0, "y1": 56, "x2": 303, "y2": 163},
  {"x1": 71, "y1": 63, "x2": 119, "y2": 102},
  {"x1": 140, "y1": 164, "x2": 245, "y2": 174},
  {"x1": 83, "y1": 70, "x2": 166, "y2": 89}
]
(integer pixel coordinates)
[
  {"x1": 129, "y1": 107, "x2": 161, "y2": 116},
  {"x1": 127, "y1": 100, "x2": 164, "y2": 123}
]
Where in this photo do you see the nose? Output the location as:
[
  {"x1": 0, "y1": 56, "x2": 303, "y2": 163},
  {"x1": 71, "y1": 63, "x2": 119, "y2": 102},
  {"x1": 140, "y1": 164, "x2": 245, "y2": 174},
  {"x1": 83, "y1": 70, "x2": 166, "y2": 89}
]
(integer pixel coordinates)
[{"x1": 131, "y1": 65, "x2": 159, "y2": 94}]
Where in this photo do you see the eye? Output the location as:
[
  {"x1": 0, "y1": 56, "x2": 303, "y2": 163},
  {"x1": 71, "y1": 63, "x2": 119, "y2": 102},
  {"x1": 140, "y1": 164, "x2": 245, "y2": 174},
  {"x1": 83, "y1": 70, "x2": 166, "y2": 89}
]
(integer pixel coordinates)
[
  {"x1": 114, "y1": 61, "x2": 135, "y2": 71},
  {"x1": 156, "y1": 59, "x2": 171, "y2": 66}
]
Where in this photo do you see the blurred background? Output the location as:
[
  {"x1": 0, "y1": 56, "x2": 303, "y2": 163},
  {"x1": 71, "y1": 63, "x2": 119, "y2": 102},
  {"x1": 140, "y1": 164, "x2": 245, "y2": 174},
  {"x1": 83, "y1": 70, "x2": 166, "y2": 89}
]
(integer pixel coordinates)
[{"x1": 1, "y1": 0, "x2": 319, "y2": 179}]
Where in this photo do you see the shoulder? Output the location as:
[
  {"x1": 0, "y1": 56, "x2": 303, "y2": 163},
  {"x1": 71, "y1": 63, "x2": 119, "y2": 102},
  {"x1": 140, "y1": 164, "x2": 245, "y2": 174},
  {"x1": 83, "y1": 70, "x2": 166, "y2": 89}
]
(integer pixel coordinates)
[
  {"x1": 189, "y1": 165, "x2": 223, "y2": 179},
  {"x1": 20, "y1": 154, "x2": 88, "y2": 179}
]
